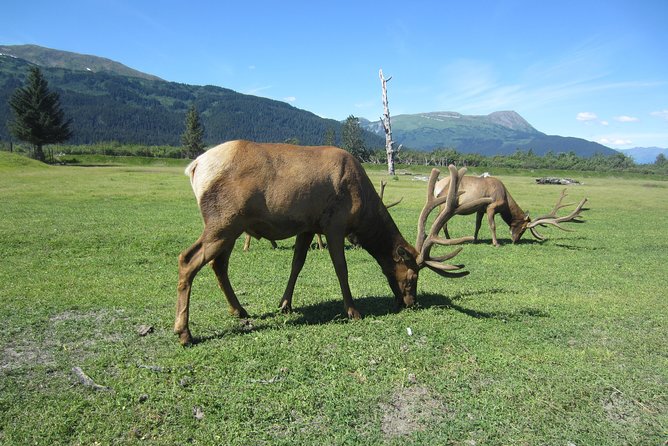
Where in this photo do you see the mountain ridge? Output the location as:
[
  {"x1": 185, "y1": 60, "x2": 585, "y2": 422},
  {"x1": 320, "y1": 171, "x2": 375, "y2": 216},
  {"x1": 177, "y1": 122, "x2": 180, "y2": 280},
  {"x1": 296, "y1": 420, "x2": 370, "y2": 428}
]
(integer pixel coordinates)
[
  {"x1": 0, "y1": 44, "x2": 162, "y2": 81},
  {"x1": 0, "y1": 45, "x2": 383, "y2": 147},
  {"x1": 1, "y1": 44, "x2": 616, "y2": 157},
  {"x1": 362, "y1": 110, "x2": 616, "y2": 157}
]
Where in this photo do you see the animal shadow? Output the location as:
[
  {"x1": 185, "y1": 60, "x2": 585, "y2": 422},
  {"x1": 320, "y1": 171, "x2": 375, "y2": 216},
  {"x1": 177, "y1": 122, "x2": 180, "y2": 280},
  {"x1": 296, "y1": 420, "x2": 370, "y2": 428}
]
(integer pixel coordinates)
[
  {"x1": 190, "y1": 288, "x2": 549, "y2": 345},
  {"x1": 286, "y1": 288, "x2": 548, "y2": 325}
]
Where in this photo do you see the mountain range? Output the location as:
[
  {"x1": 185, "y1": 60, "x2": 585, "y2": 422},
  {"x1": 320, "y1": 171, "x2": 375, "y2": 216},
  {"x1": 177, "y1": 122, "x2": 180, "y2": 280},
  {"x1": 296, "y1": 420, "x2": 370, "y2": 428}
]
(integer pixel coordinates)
[
  {"x1": 362, "y1": 111, "x2": 616, "y2": 156},
  {"x1": 1, "y1": 44, "x2": 617, "y2": 157},
  {"x1": 0, "y1": 44, "x2": 382, "y2": 148}
]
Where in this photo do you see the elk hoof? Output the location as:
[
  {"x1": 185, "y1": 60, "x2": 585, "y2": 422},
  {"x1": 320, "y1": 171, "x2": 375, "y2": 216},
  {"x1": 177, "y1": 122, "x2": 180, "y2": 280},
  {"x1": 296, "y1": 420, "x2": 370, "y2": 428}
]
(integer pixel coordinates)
[
  {"x1": 279, "y1": 300, "x2": 292, "y2": 314},
  {"x1": 347, "y1": 308, "x2": 362, "y2": 320},
  {"x1": 230, "y1": 307, "x2": 249, "y2": 318},
  {"x1": 176, "y1": 329, "x2": 193, "y2": 347}
]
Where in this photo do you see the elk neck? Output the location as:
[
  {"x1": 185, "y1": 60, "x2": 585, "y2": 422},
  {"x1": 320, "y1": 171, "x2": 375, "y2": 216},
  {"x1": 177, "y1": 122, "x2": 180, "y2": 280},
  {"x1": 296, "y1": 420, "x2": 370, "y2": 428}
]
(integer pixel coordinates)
[
  {"x1": 353, "y1": 199, "x2": 415, "y2": 271},
  {"x1": 500, "y1": 191, "x2": 527, "y2": 226}
]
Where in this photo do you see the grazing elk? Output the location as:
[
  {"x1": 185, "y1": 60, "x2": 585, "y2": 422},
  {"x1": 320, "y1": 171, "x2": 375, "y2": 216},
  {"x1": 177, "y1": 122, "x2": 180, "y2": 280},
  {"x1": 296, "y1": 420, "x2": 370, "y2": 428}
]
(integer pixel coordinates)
[
  {"x1": 175, "y1": 140, "x2": 490, "y2": 345},
  {"x1": 434, "y1": 172, "x2": 588, "y2": 246}
]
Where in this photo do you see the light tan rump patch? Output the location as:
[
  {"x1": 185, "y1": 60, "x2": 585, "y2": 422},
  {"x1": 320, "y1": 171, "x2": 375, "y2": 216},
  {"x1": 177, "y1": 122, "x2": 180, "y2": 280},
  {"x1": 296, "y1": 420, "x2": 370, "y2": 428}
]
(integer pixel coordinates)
[{"x1": 186, "y1": 141, "x2": 238, "y2": 204}]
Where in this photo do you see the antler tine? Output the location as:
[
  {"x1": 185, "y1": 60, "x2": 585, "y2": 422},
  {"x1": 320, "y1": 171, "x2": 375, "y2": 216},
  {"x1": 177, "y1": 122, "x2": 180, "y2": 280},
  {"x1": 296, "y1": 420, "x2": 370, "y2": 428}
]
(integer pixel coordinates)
[
  {"x1": 527, "y1": 196, "x2": 588, "y2": 232},
  {"x1": 379, "y1": 180, "x2": 403, "y2": 208},
  {"x1": 532, "y1": 188, "x2": 577, "y2": 221}
]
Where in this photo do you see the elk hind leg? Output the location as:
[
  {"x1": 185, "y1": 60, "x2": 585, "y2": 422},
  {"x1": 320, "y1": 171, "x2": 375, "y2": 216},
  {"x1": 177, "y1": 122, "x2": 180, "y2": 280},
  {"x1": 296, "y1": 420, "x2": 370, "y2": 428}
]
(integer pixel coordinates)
[
  {"x1": 279, "y1": 232, "x2": 313, "y2": 313},
  {"x1": 211, "y1": 247, "x2": 248, "y2": 318},
  {"x1": 474, "y1": 211, "x2": 485, "y2": 241},
  {"x1": 175, "y1": 236, "x2": 228, "y2": 346}
]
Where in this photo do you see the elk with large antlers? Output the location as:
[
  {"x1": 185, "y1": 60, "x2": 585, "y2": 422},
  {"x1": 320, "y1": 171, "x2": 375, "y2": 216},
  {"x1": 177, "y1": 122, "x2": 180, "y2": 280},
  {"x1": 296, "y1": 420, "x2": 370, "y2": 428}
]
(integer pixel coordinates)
[
  {"x1": 434, "y1": 172, "x2": 588, "y2": 246},
  {"x1": 175, "y1": 140, "x2": 488, "y2": 345}
]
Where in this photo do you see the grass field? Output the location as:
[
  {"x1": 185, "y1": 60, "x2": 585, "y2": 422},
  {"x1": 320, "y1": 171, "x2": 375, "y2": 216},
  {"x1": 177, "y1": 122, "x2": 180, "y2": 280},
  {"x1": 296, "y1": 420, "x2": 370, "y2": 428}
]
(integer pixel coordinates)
[{"x1": 1, "y1": 151, "x2": 666, "y2": 445}]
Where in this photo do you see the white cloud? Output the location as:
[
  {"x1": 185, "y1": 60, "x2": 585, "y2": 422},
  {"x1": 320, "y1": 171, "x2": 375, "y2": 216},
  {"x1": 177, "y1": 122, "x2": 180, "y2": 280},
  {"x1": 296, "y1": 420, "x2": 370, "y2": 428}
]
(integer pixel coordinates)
[
  {"x1": 615, "y1": 115, "x2": 639, "y2": 122},
  {"x1": 598, "y1": 137, "x2": 633, "y2": 146},
  {"x1": 283, "y1": 96, "x2": 296, "y2": 103},
  {"x1": 651, "y1": 110, "x2": 668, "y2": 121},
  {"x1": 577, "y1": 112, "x2": 598, "y2": 121},
  {"x1": 600, "y1": 120, "x2": 609, "y2": 126}
]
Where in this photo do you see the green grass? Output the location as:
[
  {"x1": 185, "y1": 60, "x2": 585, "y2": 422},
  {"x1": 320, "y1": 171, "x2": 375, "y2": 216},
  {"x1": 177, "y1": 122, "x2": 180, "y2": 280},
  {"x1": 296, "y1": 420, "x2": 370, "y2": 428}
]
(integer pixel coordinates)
[{"x1": 1, "y1": 155, "x2": 666, "y2": 445}]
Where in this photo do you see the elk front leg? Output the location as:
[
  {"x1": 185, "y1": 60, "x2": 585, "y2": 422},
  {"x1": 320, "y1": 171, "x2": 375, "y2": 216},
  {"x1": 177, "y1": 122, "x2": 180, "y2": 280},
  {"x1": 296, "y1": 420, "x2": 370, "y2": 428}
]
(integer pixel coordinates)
[
  {"x1": 211, "y1": 248, "x2": 249, "y2": 318},
  {"x1": 175, "y1": 236, "x2": 228, "y2": 346},
  {"x1": 279, "y1": 232, "x2": 314, "y2": 313},
  {"x1": 325, "y1": 232, "x2": 361, "y2": 320},
  {"x1": 486, "y1": 206, "x2": 500, "y2": 247}
]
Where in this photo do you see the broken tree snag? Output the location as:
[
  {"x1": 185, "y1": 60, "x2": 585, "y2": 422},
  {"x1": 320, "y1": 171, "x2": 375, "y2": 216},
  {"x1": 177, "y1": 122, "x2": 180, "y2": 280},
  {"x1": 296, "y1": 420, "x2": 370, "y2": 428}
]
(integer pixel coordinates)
[{"x1": 379, "y1": 69, "x2": 398, "y2": 176}]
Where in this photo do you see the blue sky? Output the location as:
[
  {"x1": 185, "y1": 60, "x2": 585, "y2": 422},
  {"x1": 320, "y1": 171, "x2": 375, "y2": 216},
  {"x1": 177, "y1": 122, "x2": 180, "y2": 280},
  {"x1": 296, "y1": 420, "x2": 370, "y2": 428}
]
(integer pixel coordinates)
[{"x1": 2, "y1": 0, "x2": 667, "y2": 148}]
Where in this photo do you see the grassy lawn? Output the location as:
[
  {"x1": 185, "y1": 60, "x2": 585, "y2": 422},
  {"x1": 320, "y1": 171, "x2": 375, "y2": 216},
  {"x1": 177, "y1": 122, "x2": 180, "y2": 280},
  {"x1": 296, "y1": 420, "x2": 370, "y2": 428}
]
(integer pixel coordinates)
[{"x1": 1, "y1": 151, "x2": 666, "y2": 445}]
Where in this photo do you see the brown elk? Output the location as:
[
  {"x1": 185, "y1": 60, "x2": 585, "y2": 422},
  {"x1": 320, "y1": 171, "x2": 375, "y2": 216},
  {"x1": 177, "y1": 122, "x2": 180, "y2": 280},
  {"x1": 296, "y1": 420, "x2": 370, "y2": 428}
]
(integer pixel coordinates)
[
  {"x1": 242, "y1": 180, "x2": 400, "y2": 251},
  {"x1": 175, "y1": 140, "x2": 490, "y2": 345},
  {"x1": 434, "y1": 172, "x2": 588, "y2": 246}
]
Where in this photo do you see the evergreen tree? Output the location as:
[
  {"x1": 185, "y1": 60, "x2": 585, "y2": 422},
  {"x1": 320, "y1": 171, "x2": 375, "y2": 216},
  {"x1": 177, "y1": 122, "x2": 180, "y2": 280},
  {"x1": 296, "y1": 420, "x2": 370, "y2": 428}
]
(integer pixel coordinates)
[
  {"x1": 341, "y1": 115, "x2": 368, "y2": 161},
  {"x1": 8, "y1": 67, "x2": 72, "y2": 162},
  {"x1": 324, "y1": 127, "x2": 336, "y2": 146},
  {"x1": 181, "y1": 105, "x2": 205, "y2": 158},
  {"x1": 655, "y1": 153, "x2": 667, "y2": 166}
]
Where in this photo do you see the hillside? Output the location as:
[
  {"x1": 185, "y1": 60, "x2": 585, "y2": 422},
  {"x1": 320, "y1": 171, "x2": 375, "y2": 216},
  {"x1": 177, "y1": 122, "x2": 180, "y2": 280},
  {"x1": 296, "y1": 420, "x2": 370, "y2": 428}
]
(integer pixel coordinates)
[
  {"x1": 363, "y1": 111, "x2": 616, "y2": 157},
  {"x1": 0, "y1": 44, "x2": 162, "y2": 81},
  {"x1": 0, "y1": 45, "x2": 384, "y2": 148}
]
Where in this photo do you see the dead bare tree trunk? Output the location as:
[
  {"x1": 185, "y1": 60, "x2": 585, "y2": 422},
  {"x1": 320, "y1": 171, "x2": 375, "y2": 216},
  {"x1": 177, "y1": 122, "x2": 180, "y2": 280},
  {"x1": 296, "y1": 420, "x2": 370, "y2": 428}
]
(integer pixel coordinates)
[{"x1": 379, "y1": 69, "x2": 398, "y2": 175}]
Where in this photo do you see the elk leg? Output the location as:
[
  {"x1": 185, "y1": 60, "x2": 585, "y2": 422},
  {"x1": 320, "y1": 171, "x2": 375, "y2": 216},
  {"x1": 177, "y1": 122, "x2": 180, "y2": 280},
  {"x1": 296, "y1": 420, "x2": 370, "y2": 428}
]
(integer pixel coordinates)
[
  {"x1": 279, "y1": 232, "x2": 314, "y2": 313},
  {"x1": 486, "y1": 206, "x2": 500, "y2": 247},
  {"x1": 243, "y1": 234, "x2": 252, "y2": 251},
  {"x1": 474, "y1": 211, "x2": 484, "y2": 240},
  {"x1": 175, "y1": 236, "x2": 228, "y2": 346},
  {"x1": 325, "y1": 232, "x2": 361, "y2": 320},
  {"x1": 211, "y1": 248, "x2": 249, "y2": 319}
]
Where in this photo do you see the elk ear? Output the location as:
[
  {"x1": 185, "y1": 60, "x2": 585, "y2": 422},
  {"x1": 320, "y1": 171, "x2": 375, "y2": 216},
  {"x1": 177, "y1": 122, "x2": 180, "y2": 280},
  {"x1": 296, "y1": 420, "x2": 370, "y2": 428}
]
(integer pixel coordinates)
[{"x1": 395, "y1": 246, "x2": 413, "y2": 263}]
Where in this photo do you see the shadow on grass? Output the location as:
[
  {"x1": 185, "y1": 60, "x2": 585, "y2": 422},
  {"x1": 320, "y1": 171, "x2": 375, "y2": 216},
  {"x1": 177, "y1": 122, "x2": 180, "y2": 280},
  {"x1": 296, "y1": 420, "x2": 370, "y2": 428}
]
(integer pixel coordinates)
[
  {"x1": 191, "y1": 288, "x2": 549, "y2": 345},
  {"x1": 291, "y1": 289, "x2": 549, "y2": 325}
]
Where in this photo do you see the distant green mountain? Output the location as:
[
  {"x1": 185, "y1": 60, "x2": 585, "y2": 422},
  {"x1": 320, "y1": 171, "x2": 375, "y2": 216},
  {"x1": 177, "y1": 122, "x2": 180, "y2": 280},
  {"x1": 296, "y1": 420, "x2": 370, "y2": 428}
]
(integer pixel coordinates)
[
  {"x1": 0, "y1": 44, "x2": 162, "y2": 81},
  {"x1": 363, "y1": 111, "x2": 616, "y2": 157},
  {"x1": 0, "y1": 45, "x2": 384, "y2": 148}
]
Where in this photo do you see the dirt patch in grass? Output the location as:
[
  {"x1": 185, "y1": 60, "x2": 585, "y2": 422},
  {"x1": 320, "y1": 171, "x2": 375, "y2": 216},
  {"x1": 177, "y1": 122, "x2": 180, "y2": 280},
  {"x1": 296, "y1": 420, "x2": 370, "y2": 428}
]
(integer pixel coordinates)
[
  {"x1": 380, "y1": 384, "x2": 452, "y2": 439},
  {"x1": 601, "y1": 389, "x2": 640, "y2": 425},
  {"x1": 1, "y1": 308, "x2": 129, "y2": 373},
  {"x1": 1, "y1": 340, "x2": 56, "y2": 371}
]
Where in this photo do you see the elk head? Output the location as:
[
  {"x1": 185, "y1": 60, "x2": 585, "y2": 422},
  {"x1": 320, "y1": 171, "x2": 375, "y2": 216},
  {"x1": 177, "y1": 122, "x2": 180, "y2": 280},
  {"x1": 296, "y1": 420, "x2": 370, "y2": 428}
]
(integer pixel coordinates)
[
  {"x1": 390, "y1": 165, "x2": 493, "y2": 307},
  {"x1": 514, "y1": 189, "x2": 588, "y2": 242}
]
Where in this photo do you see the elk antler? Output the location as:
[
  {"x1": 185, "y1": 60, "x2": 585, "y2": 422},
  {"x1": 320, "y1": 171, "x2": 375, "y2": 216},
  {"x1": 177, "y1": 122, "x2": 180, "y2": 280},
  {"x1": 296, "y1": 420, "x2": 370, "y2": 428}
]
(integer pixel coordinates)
[
  {"x1": 380, "y1": 180, "x2": 403, "y2": 208},
  {"x1": 526, "y1": 188, "x2": 588, "y2": 240},
  {"x1": 415, "y1": 166, "x2": 492, "y2": 277}
]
